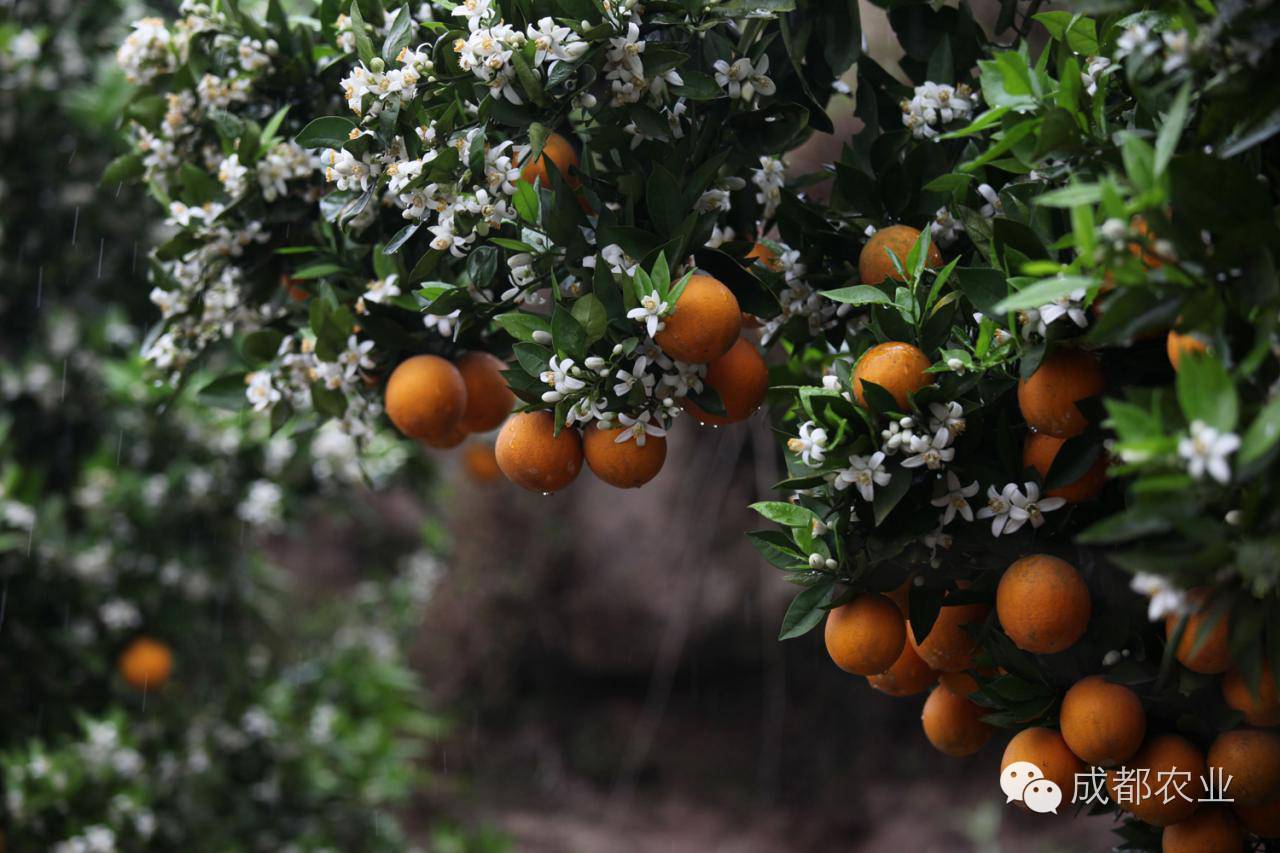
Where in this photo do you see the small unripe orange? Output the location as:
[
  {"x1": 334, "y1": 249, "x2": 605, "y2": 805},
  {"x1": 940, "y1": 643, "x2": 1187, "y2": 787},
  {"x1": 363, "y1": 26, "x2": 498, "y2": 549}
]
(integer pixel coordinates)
[
  {"x1": 582, "y1": 426, "x2": 666, "y2": 488},
  {"x1": 824, "y1": 593, "x2": 907, "y2": 676},
  {"x1": 384, "y1": 355, "x2": 467, "y2": 443},
  {"x1": 684, "y1": 337, "x2": 768, "y2": 425},
  {"x1": 456, "y1": 351, "x2": 515, "y2": 433},
  {"x1": 494, "y1": 411, "x2": 582, "y2": 493},
  {"x1": 922, "y1": 683, "x2": 993, "y2": 756},
  {"x1": 859, "y1": 224, "x2": 942, "y2": 285},
  {"x1": 852, "y1": 342, "x2": 932, "y2": 410},
  {"x1": 1018, "y1": 348, "x2": 1105, "y2": 438},
  {"x1": 119, "y1": 637, "x2": 174, "y2": 691},
  {"x1": 1060, "y1": 675, "x2": 1146, "y2": 766},
  {"x1": 996, "y1": 554, "x2": 1091, "y2": 655},
  {"x1": 654, "y1": 274, "x2": 742, "y2": 363}
]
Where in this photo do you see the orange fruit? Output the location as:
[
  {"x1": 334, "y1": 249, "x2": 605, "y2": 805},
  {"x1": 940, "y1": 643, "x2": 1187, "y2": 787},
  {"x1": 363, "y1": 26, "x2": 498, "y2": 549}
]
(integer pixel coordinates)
[
  {"x1": 684, "y1": 337, "x2": 768, "y2": 425},
  {"x1": 1223, "y1": 663, "x2": 1280, "y2": 726},
  {"x1": 384, "y1": 355, "x2": 468, "y2": 443},
  {"x1": 1234, "y1": 794, "x2": 1280, "y2": 837},
  {"x1": 654, "y1": 274, "x2": 742, "y2": 363},
  {"x1": 996, "y1": 554, "x2": 1091, "y2": 655},
  {"x1": 1162, "y1": 807, "x2": 1244, "y2": 853},
  {"x1": 280, "y1": 272, "x2": 308, "y2": 301},
  {"x1": 1002, "y1": 727, "x2": 1085, "y2": 804},
  {"x1": 914, "y1": 599, "x2": 989, "y2": 673},
  {"x1": 922, "y1": 683, "x2": 993, "y2": 756},
  {"x1": 1167, "y1": 329, "x2": 1209, "y2": 372},
  {"x1": 868, "y1": 633, "x2": 938, "y2": 697},
  {"x1": 456, "y1": 351, "x2": 515, "y2": 433},
  {"x1": 521, "y1": 131, "x2": 580, "y2": 188},
  {"x1": 119, "y1": 636, "x2": 174, "y2": 691},
  {"x1": 939, "y1": 670, "x2": 981, "y2": 699},
  {"x1": 1129, "y1": 216, "x2": 1166, "y2": 269},
  {"x1": 462, "y1": 442, "x2": 502, "y2": 483},
  {"x1": 824, "y1": 593, "x2": 907, "y2": 676},
  {"x1": 582, "y1": 425, "x2": 666, "y2": 488},
  {"x1": 1022, "y1": 432, "x2": 1107, "y2": 503},
  {"x1": 1165, "y1": 589, "x2": 1231, "y2": 675},
  {"x1": 852, "y1": 342, "x2": 933, "y2": 410},
  {"x1": 1207, "y1": 729, "x2": 1280, "y2": 804},
  {"x1": 1060, "y1": 675, "x2": 1146, "y2": 766},
  {"x1": 859, "y1": 224, "x2": 942, "y2": 285},
  {"x1": 1018, "y1": 348, "x2": 1105, "y2": 438},
  {"x1": 420, "y1": 421, "x2": 468, "y2": 449},
  {"x1": 746, "y1": 242, "x2": 781, "y2": 271},
  {"x1": 494, "y1": 410, "x2": 583, "y2": 493},
  {"x1": 1108, "y1": 734, "x2": 1206, "y2": 827}
]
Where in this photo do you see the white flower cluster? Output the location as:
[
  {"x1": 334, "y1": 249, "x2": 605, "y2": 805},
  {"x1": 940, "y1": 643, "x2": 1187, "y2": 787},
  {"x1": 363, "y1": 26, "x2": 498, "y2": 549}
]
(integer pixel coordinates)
[
  {"x1": 452, "y1": 3, "x2": 588, "y2": 105},
  {"x1": 712, "y1": 54, "x2": 776, "y2": 104},
  {"x1": 751, "y1": 156, "x2": 785, "y2": 220},
  {"x1": 901, "y1": 81, "x2": 977, "y2": 140},
  {"x1": 116, "y1": 17, "x2": 175, "y2": 84}
]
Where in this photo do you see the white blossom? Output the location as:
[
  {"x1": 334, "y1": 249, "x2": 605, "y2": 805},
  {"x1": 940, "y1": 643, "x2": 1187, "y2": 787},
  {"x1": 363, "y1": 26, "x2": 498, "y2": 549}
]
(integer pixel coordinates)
[
  {"x1": 787, "y1": 421, "x2": 828, "y2": 466},
  {"x1": 1179, "y1": 420, "x2": 1240, "y2": 484},
  {"x1": 833, "y1": 452, "x2": 891, "y2": 501},
  {"x1": 931, "y1": 472, "x2": 979, "y2": 525}
]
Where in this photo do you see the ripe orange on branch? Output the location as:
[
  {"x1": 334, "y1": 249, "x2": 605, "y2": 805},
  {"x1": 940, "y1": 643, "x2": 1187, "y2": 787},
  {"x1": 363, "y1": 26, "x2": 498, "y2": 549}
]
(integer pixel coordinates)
[
  {"x1": 582, "y1": 425, "x2": 666, "y2": 489},
  {"x1": 521, "y1": 131, "x2": 580, "y2": 188},
  {"x1": 859, "y1": 224, "x2": 942, "y2": 285},
  {"x1": 384, "y1": 355, "x2": 468, "y2": 443},
  {"x1": 1207, "y1": 729, "x2": 1280, "y2": 804},
  {"x1": 1022, "y1": 432, "x2": 1107, "y2": 503},
  {"x1": 462, "y1": 442, "x2": 503, "y2": 483},
  {"x1": 684, "y1": 337, "x2": 768, "y2": 425},
  {"x1": 1002, "y1": 727, "x2": 1084, "y2": 806},
  {"x1": 1162, "y1": 807, "x2": 1244, "y2": 853},
  {"x1": 824, "y1": 593, "x2": 906, "y2": 676},
  {"x1": 1234, "y1": 793, "x2": 1280, "y2": 837},
  {"x1": 922, "y1": 682, "x2": 993, "y2": 756},
  {"x1": 119, "y1": 636, "x2": 174, "y2": 691},
  {"x1": 852, "y1": 341, "x2": 932, "y2": 410},
  {"x1": 1222, "y1": 662, "x2": 1280, "y2": 726},
  {"x1": 1108, "y1": 734, "x2": 1206, "y2": 826},
  {"x1": 1017, "y1": 348, "x2": 1105, "y2": 438},
  {"x1": 1166, "y1": 329, "x2": 1209, "y2": 372},
  {"x1": 456, "y1": 351, "x2": 515, "y2": 433},
  {"x1": 1165, "y1": 589, "x2": 1231, "y2": 675},
  {"x1": 868, "y1": 633, "x2": 938, "y2": 697},
  {"x1": 996, "y1": 554, "x2": 1091, "y2": 655},
  {"x1": 495, "y1": 410, "x2": 583, "y2": 493},
  {"x1": 1059, "y1": 675, "x2": 1146, "y2": 766},
  {"x1": 914, "y1": 598, "x2": 989, "y2": 673},
  {"x1": 654, "y1": 274, "x2": 742, "y2": 363}
]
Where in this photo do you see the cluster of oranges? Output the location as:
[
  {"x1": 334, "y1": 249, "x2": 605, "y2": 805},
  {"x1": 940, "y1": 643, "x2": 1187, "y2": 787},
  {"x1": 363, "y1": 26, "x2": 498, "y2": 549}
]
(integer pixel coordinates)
[
  {"x1": 382, "y1": 269, "x2": 768, "y2": 493},
  {"x1": 823, "y1": 553, "x2": 1280, "y2": 844}
]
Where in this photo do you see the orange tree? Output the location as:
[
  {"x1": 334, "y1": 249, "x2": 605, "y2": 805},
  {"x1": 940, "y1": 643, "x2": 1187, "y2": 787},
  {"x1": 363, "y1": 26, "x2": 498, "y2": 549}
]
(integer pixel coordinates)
[
  {"x1": 115, "y1": 0, "x2": 857, "y2": 490},
  {"x1": 753, "y1": 1, "x2": 1280, "y2": 848}
]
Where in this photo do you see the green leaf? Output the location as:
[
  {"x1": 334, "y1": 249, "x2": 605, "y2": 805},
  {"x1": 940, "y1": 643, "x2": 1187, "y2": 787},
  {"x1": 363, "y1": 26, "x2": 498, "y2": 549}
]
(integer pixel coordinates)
[
  {"x1": 1036, "y1": 183, "x2": 1103, "y2": 208},
  {"x1": 994, "y1": 276, "x2": 1095, "y2": 313},
  {"x1": 513, "y1": 180, "x2": 540, "y2": 224},
  {"x1": 295, "y1": 116, "x2": 356, "y2": 149},
  {"x1": 872, "y1": 466, "x2": 912, "y2": 526},
  {"x1": 382, "y1": 4, "x2": 414, "y2": 61},
  {"x1": 819, "y1": 285, "x2": 891, "y2": 306},
  {"x1": 101, "y1": 153, "x2": 144, "y2": 186},
  {"x1": 1240, "y1": 396, "x2": 1280, "y2": 466},
  {"x1": 570, "y1": 294, "x2": 607, "y2": 342},
  {"x1": 748, "y1": 530, "x2": 806, "y2": 569},
  {"x1": 750, "y1": 501, "x2": 819, "y2": 528},
  {"x1": 493, "y1": 311, "x2": 552, "y2": 343},
  {"x1": 347, "y1": 1, "x2": 376, "y2": 66},
  {"x1": 1033, "y1": 11, "x2": 1099, "y2": 55},
  {"x1": 778, "y1": 580, "x2": 835, "y2": 641},
  {"x1": 1155, "y1": 83, "x2": 1191, "y2": 177},
  {"x1": 1175, "y1": 352, "x2": 1238, "y2": 432},
  {"x1": 551, "y1": 304, "x2": 586, "y2": 359}
]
